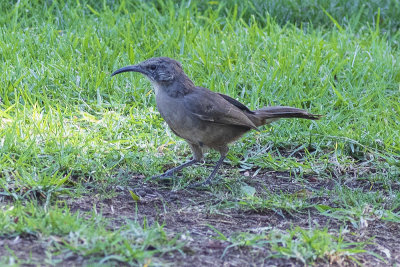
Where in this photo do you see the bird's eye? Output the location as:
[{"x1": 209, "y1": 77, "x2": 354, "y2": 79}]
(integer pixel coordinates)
[{"x1": 149, "y1": 65, "x2": 157, "y2": 71}]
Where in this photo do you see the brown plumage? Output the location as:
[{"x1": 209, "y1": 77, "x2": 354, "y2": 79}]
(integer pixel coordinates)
[{"x1": 112, "y1": 57, "x2": 321, "y2": 186}]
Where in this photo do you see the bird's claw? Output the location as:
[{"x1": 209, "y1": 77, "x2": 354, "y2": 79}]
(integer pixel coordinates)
[
  {"x1": 151, "y1": 171, "x2": 176, "y2": 180},
  {"x1": 186, "y1": 179, "x2": 212, "y2": 189}
]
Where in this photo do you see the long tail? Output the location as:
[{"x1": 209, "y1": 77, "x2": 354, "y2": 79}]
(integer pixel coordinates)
[{"x1": 249, "y1": 106, "x2": 322, "y2": 127}]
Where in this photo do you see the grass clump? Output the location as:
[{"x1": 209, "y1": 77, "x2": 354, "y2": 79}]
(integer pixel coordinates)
[
  {"x1": 236, "y1": 189, "x2": 313, "y2": 213},
  {"x1": 210, "y1": 226, "x2": 374, "y2": 265},
  {"x1": 268, "y1": 227, "x2": 374, "y2": 265},
  {"x1": 0, "y1": 203, "x2": 183, "y2": 265}
]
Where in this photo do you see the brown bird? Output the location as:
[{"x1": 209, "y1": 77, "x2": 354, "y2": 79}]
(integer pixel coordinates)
[{"x1": 112, "y1": 57, "x2": 321, "y2": 186}]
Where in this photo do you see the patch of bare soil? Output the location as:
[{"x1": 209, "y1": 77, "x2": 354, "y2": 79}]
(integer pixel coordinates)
[{"x1": 1, "y1": 170, "x2": 399, "y2": 266}]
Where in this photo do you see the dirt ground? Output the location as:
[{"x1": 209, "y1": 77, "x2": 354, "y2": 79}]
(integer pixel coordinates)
[{"x1": 1, "y1": 170, "x2": 399, "y2": 266}]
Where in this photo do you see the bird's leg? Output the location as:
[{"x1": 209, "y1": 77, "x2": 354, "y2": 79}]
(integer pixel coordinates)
[
  {"x1": 154, "y1": 159, "x2": 198, "y2": 179},
  {"x1": 187, "y1": 155, "x2": 226, "y2": 188},
  {"x1": 188, "y1": 147, "x2": 228, "y2": 188},
  {"x1": 152, "y1": 143, "x2": 204, "y2": 179}
]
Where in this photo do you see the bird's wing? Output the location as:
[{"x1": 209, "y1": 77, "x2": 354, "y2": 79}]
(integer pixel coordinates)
[
  {"x1": 217, "y1": 93, "x2": 254, "y2": 114},
  {"x1": 183, "y1": 87, "x2": 258, "y2": 130}
]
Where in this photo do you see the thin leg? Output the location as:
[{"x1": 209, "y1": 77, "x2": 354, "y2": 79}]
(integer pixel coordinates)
[
  {"x1": 187, "y1": 155, "x2": 226, "y2": 188},
  {"x1": 152, "y1": 159, "x2": 198, "y2": 179}
]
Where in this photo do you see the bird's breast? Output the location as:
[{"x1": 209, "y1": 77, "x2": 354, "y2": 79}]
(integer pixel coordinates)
[{"x1": 155, "y1": 91, "x2": 198, "y2": 141}]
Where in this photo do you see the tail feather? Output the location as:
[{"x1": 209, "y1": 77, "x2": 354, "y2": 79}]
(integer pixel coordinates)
[{"x1": 249, "y1": 106, "x2": 322, "y2": 127}]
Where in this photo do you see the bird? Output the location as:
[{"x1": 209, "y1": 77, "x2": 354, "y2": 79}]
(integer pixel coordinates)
[{"x1": 112, "y1": 57, "x2": 321, "y2": 187}]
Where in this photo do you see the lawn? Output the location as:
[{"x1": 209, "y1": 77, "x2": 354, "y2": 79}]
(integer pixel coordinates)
[{"x1": 1, "y1": 0, "x2": 400, "y2": 265}]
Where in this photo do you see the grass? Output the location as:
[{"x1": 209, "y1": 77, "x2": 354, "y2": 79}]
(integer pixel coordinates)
[
  {"x1": 208, "y1": 222, "x2": 379, "y2": 265},
  {"x1": 268, "y1": 227, "x2": 374, "y2": 265},
  {"x1": 0, "y1": 202, "x2": 183, "y2": 265},
  {"x1": 1, "y1": 0, "x2": 400, "y2": 265}
]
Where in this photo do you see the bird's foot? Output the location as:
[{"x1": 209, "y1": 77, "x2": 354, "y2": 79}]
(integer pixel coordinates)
[
  {"x1": 151, "y1": 171, "x2": 176, "y2": 180},
  {"x1": 186, "y1": 178, "x2": 215, "y2": 189},
  {"x1": 151, "y1": 159, "x2": 199, "y2": 181}
]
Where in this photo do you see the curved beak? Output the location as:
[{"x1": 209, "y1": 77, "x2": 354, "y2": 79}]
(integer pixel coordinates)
[{"x1": 111, "y1": 65, "x2": 148, "y2": 77}]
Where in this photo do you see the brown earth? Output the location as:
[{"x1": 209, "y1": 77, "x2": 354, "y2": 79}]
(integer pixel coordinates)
[{"x1": 2, "y1": 167, "x2": 399, "y2": 266}]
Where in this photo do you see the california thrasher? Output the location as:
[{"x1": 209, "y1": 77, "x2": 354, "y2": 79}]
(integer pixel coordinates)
[{"x1": 112, "y1": 57, "x2": 321, "y2": 186}]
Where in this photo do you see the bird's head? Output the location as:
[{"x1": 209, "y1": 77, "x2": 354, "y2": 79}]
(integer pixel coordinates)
[{"x1": 111, "y1": 57, "x2": 183, "y2": 84}]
